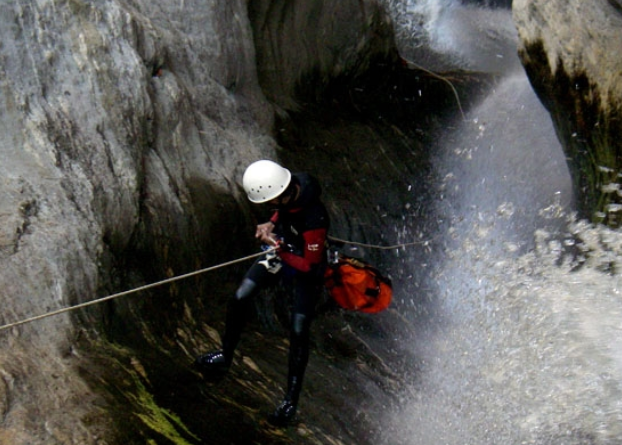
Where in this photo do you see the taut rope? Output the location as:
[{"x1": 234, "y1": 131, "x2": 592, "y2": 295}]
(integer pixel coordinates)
[
  {"x1": 0, "y1": 249, "x2": 273, "y2": 333},
  {"x1": 328, "y1": 235, "x2": 432, "y2": 251},
  {"x1": 0, "y1": 235, "x2": 432, "y2": 332}
]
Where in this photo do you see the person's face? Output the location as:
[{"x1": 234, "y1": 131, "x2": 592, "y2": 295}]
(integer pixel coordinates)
[
  {"x1": 268, "y1": 184, "x2": 297, "y2": 207},
  {"x1": 268, "y1": 193, "x2": 291, "y2": 207}
]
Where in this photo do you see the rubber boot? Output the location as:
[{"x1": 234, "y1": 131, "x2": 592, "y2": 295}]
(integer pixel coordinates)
[
  {"x1": 194, "y1": 350, "x2": 230, "y2": 380},
  {"x1": 268, "y1": 376, "x2": 302, "y2": 426},
  {"x1": 268, "y1": 313, "x2": 310, "y2": 426},
  {"x1": 195, "y1": 279, "x2": 256, "y2": 380}
]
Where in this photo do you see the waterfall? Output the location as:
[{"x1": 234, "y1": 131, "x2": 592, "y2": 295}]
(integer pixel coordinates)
[
  {"x1": 380, "y1": 1, "x2": 622, "y2": 443},
  {"x1": 384, "y1": 0, "x2": 520, "y2": 72}
]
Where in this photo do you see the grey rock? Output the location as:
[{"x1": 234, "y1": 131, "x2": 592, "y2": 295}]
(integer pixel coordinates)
[
  {"x1": 0, "y1": 0, "x2": 397, "y2": 443},
  {"x1": 514, "y1": 0, "x2": 622, "y2": 224}
]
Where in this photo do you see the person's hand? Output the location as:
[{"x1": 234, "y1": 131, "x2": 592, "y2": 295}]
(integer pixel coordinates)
[{"x1": 255, "y1": 222, "x2": 277, "y2": 245}]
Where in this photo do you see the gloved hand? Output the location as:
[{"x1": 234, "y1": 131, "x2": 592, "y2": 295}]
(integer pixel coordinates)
[
  {"x1": 256, "y1": 222, "x2": 276, "y2": 245},
  {"x1": 260, "y1": 236, "x2": 293, "y2": 253},
  {"x1": 258, "y1": 249, "x2": 282, "y2": 274}
]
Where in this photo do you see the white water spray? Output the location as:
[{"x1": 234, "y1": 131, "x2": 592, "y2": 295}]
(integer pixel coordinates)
[
  {"x1": 384, "y1": 0, "x2": 520, "y2": 72},
  {"x1": 380, "y1": 1, "x2": 622, "y2": 444}
]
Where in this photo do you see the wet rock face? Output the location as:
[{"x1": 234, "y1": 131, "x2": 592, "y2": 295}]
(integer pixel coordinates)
[
  {"x1": 513, "y1": 0, "x2": 622, "y2": 225},
  {"x1": 248, "y1": 0, "x2": 398, "y2": 110},
  {"x1": 0, "y1": 0, "x2": 403, "y2": 443},
  {"x1": 461, "y1": 0, "x2": 513, "y2": 7}
]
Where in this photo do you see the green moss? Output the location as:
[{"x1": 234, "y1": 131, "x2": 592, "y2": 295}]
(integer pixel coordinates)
[
  {"x1": 127, "y1": 371, "x2": 199, "y2": 445},
  {"x1": 588, "y1": 119, "x2": 618, "y2": 224},
  {"x1": 77, "y1": 337, "x2": 200, "y2": 445},
  {"x1": 582, "y1": 102, "x2": 622, "y2": 227}
]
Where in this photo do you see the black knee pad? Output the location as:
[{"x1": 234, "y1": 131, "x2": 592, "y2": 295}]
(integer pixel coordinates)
[
  {"x1": 234, "y1": 278, "x2": 258, "y2": 301},
  {"x1": 291, "y1": 313, "x2": 310, "y2": 338}
]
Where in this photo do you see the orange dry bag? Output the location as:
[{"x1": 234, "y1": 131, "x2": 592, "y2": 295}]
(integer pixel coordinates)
[{"x1": 324, "y1": 255, "x2": 392, "y2": 313}]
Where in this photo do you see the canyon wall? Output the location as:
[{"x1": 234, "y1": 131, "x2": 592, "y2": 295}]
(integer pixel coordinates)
[
  {"x1": 0, "y1": 0, "x2": 397, "y2": 443},
  {"x1": 514, "y1": 0, "x2": 622, "y2": 225}
]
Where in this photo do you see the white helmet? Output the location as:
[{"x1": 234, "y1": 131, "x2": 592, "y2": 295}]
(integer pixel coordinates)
[{"x1": 242, "y1": 160, "x2": 292, "y2": 203}]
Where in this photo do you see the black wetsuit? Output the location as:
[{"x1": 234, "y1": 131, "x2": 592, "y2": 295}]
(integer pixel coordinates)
[{"x1": 222, "y1": 172, "x2": 329, "y2": 409}]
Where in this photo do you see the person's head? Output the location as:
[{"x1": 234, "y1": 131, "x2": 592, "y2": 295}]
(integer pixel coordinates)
[{"x1": 242, "y1": 160, "x2": 293, "y2": 205}]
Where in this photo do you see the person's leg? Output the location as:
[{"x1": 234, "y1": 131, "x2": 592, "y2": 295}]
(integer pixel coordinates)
[
  {"x1": 268, "y1": 312, "x2": 311, "y2": 424},
  {"x1": 269, "y1": 272, "x2": 319, "y2": 425},
  {"x1": 195, "y1": 259, "x2": 277, "y2": 375},
  {"x1": 220, "y1": 277, "x2": 257, "y2": 363}
]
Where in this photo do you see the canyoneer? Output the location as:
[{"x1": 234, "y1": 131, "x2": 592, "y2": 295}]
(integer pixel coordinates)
[{"x1": 195, "y1": 159, "x2": 330, "y2": 426}]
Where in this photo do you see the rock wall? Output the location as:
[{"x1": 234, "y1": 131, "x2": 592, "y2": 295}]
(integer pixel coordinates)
[
  {"x1": 513, "y1": 0, "x2": 622, "y2": 225},
  {"x1": 0, "y1": 0, "x2": 399, "y2": 443},
  {"x1": 248, "y1": 0, "x2": 397, "y2": 110}
]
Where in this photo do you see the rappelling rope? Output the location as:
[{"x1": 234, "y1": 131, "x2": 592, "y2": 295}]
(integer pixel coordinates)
[
  {"x1": 328, "y1": 235, "x2": 433, "y2": 250},
  {"x1": 0, "y1": 248, "x2": 275, "y2": 333},
  {"x1": 401, "y1": 57, "x2": 467, "y2": 122},
  {"x1": 0, "y1": 235, "x2": 433, "y2": 333}
]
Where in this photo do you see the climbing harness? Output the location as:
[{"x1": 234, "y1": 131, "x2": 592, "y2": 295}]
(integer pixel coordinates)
[{"x1": 0, "y1": 235, "x2": 432, "y2": 333}]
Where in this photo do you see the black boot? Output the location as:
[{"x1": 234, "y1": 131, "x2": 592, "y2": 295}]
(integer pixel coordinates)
[
  {"x1": 268, "y1": 374, "x2": 303, "y2": 426},
  {"x1": 268, "y1": 313, "x2": 310, "y2": 426},
  {"x1": 195, "y1": 279, "x2": 258, "y2": 380},
  {"x1": 268, "y1": 397, "x2": 298, "y2": 426},
  {"x1": 195, "y1": 350, "x2": 230, "y2": 380}
]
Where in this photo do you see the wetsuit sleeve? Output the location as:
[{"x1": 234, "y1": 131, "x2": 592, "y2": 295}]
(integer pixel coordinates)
[{"x1": 279, "y1": 228, "x2": 327, "y2": 272}]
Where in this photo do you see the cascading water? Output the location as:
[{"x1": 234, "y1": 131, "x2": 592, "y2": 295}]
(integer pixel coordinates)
[
  {"x1": 380, "y1": 1, "x2": 622, "y2": 443},
  {"x1": 386, "y1": 0, "x2": 520, "y2": 72}
]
